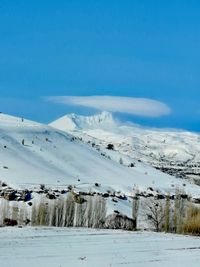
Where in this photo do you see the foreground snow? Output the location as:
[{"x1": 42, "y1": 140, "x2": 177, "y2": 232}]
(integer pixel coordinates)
[{"x1": 0, "y1": 227, "x2": 199, "y2": 267}]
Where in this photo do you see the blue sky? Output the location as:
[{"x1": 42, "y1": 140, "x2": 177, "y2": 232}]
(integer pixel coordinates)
[{"x1": 0, "y1": 0, "x2": 200, "y2": 131}]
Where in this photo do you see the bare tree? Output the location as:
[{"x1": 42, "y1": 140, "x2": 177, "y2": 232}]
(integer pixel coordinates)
[
  {"x1": 132, "y1": 189, "x2": 140, "y2": 229},
  {"x1": 164, "y1": 194, "x2": 170, "y2": 232},
  {"x1": 144, "y1": 198, "x2": 166, "y2": 232}
]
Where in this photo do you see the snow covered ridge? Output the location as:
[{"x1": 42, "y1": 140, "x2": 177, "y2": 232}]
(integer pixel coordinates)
[
  {"x1": 0, "y1": 112, "x2": 200, "y2": 231},
  {"x1": 50, "y1": 111, "x2": 200, "y2": 185},
  {"x1": 50, "y1": 111, "x2": 117, "y2": 131},
  {"x1": 1, "y1": 112, "x2": 198, "y2": 194}
]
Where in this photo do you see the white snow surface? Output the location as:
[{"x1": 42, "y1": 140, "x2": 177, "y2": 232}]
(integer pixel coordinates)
[
  {"x1": 0, "y1": 112, "x2": 198, "y2": 197},
  {"x1": 0, "y1": 113, "x2": 199, "y2": 197},
  {"x1": 50, "y1": 111, "x2": 117, "y2": 131},
  {"x1": 0, "y1": 227, "x2": 200, "y2": 267},
  {"x1": 0, "y1": 113, "x2": 134, "y2": 191},
  {"x1": 50, "y1": 111, "x2": 200, "y2": 164}
]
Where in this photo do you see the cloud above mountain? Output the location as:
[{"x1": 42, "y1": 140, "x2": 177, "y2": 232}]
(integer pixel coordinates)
[{"x1": 46, "y1": 96, "x2": 171, "y2": 118}]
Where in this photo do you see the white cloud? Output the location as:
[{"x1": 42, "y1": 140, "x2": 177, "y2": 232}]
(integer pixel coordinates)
[{"x1": 46, "y1": 96, "x2": 171, "y2": 118}]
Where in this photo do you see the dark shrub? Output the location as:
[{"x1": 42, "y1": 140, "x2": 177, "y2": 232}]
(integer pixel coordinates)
[
  {"x1": 4, "y1": 218, "x2": 18, "y2": 226},
  {"x1": 107, "y1": 143, "x2": 114, "y2": 150}
]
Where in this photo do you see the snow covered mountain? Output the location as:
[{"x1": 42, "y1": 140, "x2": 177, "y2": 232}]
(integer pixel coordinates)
[
  {"x1": 0, "y1": 112, "x2": 193, "y2": 194},
  {"x1": 0, "y1": 112, "x2": 199, "y2": 230},
  {"x1": 0, "y1": 113, "x2": 135, "y2": 192},
  {"x1": 50, "y1": 111, "x2": 117, "y2": 131},
  {"x1": 50, "y1": 111, "x2": 200, "y2": 185}
]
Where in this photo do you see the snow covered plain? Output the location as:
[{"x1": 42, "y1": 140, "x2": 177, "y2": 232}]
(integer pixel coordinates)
[{"x1": 0, "y1": 227, "x2": 200, "y2": 267}]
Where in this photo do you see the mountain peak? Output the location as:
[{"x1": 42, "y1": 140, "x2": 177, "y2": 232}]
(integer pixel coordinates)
[{"x1": 50, "y1": 111, "x2": 117, "y2": 131}]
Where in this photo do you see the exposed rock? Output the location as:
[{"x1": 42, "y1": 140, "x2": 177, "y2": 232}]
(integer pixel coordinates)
[
  {"x1": 46, "y1": 192, "x2": 56, "y2": 200},
  {"x1": 3, "y1": 190, "x2": 17, "y2": 201},
  {"x1": 61, "y1": 190, "x2": 68, "y2": 194},
  {"x1": 192, "y1": 198, "x2": 200, "y2": 204},
  {"x1": 156, "y1": 194, "x2": 165, "y2": 200},
  {"x1": 116, "y1": 194, "x2": 127, "y2": 200},
  {"x1": 112, "y1": 197, "x2": 118, "y2": 203}
]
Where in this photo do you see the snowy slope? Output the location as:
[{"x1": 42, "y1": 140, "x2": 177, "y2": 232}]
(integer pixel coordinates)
[
  {"x1": 0, "y1": 113, "x2": 198, "y2": 196},
  {"x1": 0, "y1": 112, "x2": 198, "y2": 196},
  {"x1": 0, "y1": 113, "x2": 138, "y2": 192},
  {"x1": 50, "y1": 112, "x2": 200, "y2": 184},
  {"x1": 0, "y1": 113, "x2": 200, "y2": 230}
]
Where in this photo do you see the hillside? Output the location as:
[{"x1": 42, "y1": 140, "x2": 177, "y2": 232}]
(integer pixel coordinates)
[
  {"x1": 0, "y1": 112, "x2": 196, "y2": 194},
  {"x1": 50, "y1": 111, "x2": 200, "y2": 185},
  {"x1": 0, "y1": 112, "x2": 199, "y2": 230},
  {"x1": 0, "y1": 113, "x2": 139, "y2": 192}
]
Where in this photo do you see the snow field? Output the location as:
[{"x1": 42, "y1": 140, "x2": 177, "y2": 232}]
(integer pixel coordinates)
[{"x1": 0, "y1": 227, "x2": 199, "y2": 267}]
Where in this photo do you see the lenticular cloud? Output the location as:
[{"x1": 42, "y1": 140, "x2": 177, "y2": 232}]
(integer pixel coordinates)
[{"x1": 47, "y1": 96, "x2": 171, "y2": 118}]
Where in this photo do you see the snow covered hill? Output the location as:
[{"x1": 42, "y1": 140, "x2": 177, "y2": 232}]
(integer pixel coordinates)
[
  {"x1": 0, "y1": 112, "x2": 199, "y2": 230},
  {"x1": 0, "y1": 113, "x2": 140, "y2": 192},
  {"x1": 50, "y1": 111, "x2": 200, "y2": 185},
  {"x1": 0, "y1": 112, "x2": 195, "y2": 194}
]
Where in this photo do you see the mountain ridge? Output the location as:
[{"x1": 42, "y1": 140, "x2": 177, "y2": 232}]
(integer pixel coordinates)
[
  {"x1": 0, "y1": 112, "x2": 199, "y2": 230},
  {"x1": 50, "y1": 112, "x2": 200, "y2": 185},
  {"x1": 50, "y1": 111, "x2": 117, "y2": 131},
  {"x1": 0, "y1": 112, "x2": 198, "y2": 196}
]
